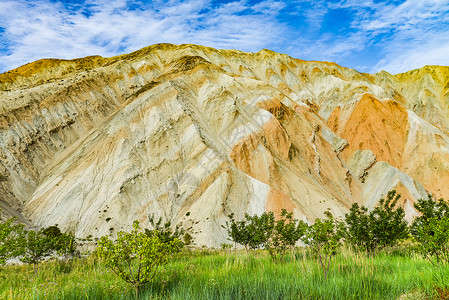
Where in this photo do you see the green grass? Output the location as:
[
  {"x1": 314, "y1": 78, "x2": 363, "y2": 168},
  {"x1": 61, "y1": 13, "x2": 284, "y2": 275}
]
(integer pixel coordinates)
[{"x1": 1, "y1": 248, "x2": 448, "y2": 299}]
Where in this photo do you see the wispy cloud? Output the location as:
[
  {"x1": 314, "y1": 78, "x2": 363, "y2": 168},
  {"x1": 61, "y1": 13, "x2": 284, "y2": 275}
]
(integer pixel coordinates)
[
  {"x1": 0, "y1": 0, "x2": 286, "y2": 72},
  {"x1": 0, "y1": 0, "x2": 448, "y2": 74},
  {"x1": 330, "y1": 0, "x2": 449, "y2": 73}
]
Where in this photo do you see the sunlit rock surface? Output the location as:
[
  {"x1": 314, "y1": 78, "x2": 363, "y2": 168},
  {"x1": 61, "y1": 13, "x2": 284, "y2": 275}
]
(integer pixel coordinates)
[{"x1": 0, "y1": 44, "x2": 448, "y2": 245}]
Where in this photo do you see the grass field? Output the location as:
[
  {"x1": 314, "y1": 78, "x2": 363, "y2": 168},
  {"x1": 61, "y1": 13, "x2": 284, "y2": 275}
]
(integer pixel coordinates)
[{"x1": 1, "y1": 247, "x2": 448, "y2": 299}]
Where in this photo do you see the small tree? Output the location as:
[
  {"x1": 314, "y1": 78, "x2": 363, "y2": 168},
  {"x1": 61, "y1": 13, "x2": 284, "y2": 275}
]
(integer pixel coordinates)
[
  {"x1": 223, "y1": 212, "x2": 273, "y2": 250},
  {"x1": 18, "y1": 228, "x2": 56, "y2": 274},
  {"x1": 265, "y1": 209, "x2": 306, "y2": 260},
  {"x1": 371, "y1": 190, "x2": 409, "y2": 248},
  {"x1": 345, "y1": 190, "x2": 409, "y2": 255},
  {"x1": 42, "y1": 225, "x2": 77, "y2": 258},
  {"x1": 224, "y1": 213, "x2": 248, "y2": 249},
  {"x1": 303, "y1": 211, "x2": 345, "y2": 279},
  {"x1": 15, "y1": 224, "x2": 75, "y2": 274},
  {"x1": 224, "y1": 210, "x2": 306, "y2": 259},
  {"x1": 411, "y1": 195, "x2": 449, "y2": 264},
  {"x1": 97, "y1": 220, "x2": 182, "y2": 294},
  {"x1": 244, "y1": 212, "x2": 276, "y2": 250},
  {"x1": 0, "y1": 216, "x2": 23, "y2": 266},
  {"x1": 344, "y1": 203, "x2": 374, "y2": 253}
]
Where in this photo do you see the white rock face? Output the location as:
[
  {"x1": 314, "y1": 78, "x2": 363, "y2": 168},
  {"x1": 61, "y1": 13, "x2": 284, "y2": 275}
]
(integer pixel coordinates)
[
  {"x1": 347, "y1": 150, "x2": 376, "y2": 180},
  {"x1": 0, "y1": 44, "x2": 448, "y2": 245}
]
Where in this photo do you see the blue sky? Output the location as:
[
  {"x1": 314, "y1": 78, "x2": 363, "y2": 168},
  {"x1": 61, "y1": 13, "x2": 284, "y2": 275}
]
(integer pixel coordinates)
[{"x1": 0, "y1": 0, "x2": 448, "y2": 74}]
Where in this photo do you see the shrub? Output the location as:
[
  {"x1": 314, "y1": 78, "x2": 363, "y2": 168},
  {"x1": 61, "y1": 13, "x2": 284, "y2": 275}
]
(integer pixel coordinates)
[
  {"x1": 18, "y1": 228, "x2": 58, "y2": 274},
  {"x1": 345, "y1": 190, "x2": 408, "y2": 255},
  {"x1": 223, "y1": 212, "x2": 272, "y2": 250},
  {"x1": 0, "y1": 215, "x2": 23, "y2": 266},
  {"x1": 2, "y1": 222, "x2": 77, "y2": 273},
  {"x1": 97, "y1": 220, "x2": 182, "y2": 294},
  {"x1": 42, "y1": 224, "x2": 77, "y2": 257},
  {"x1": 303, "y1": 211, "x2": 345, "y2": 279},
  {"x1": 220, "y1": 243, "x2": 232, "y2": 250},
  {"x1": 224, "y1": 210, "x2": 306, "y2": 259},
  {"x1": 146, "y1": 214, "x2": 194, "y2": 248},
  {"x1": 265, "y1": 209, "x2": 307, "y2": 260},
  {"x1": 411, "y1": 195, "x2": 449, "y2": 264}
]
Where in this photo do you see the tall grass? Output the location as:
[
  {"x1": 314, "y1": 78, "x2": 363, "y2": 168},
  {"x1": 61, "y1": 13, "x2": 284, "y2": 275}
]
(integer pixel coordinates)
[{"x1": 1, "y1": 247, "x2": 447, "y2": 299}]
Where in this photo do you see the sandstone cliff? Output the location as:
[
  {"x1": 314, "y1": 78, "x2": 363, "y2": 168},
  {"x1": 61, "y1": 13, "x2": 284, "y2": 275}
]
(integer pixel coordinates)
[{"x1": 0, "y1": 44, "x2": 447, "y2": 245}]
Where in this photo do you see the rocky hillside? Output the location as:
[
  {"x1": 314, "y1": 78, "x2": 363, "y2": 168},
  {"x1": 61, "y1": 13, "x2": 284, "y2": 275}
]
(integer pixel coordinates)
[{"x1": 1, "y1": 44, "x2": 448, "y2": 246}]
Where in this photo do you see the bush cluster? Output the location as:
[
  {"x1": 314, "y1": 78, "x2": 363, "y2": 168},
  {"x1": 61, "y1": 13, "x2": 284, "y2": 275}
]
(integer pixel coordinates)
[
  {"x1": 224, "y1": 190, "x2": 449, "y2": 276},
  {"x1": 97, "y1": 215, "x2": 194, "y2": 294},
  {"x1": 224, "y1": 209, "x2": 306, "y2": 258},
  {"x1": 223, "y1": 208, "x2": 345, "y2": 276},
  {"x1": 0, "y1": 219, "x2": 76, "y2": 273}
]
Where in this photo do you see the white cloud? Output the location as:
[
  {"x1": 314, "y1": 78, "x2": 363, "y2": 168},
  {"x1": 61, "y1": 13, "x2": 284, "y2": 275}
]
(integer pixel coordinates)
[
  {"x1": 252, "y1": 0, "x2": 286, "y2": 15},
  {"x1": 372, "y1": 32, "x2": 449, "y2": 74},
  {"x1": 0, "y1": 0, "x2": 448, "y2": 74},
  {"x1": 0, "y1": 0, "x2": 286, "y2": 72},
  {"x1": 335, "y1": 0, "x2": 449, "y2": 73}
]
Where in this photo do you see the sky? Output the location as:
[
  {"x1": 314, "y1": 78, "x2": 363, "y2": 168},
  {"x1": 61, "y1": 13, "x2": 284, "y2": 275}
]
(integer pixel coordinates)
[{"x1": 0, "y1": 0, "x2": 448, "y2": 75}]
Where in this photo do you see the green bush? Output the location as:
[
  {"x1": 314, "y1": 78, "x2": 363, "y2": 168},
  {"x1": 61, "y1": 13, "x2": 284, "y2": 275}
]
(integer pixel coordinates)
[
  {"x1": 145, "y1": 215, "x2": 192, "y2": 249},
  {"x1": 411, "y1": 195, "x2": 449, "y2": 264},
  {"x1": 303, "y1": 211, "x2": 345, "y2": 279},
  {"x1": 345, "y1": 190, "x2": 409, "y2": 255},
  {"x1": 224, "y1": 210, "x2": 306, "y2": 259},
  {"x1": 14, "y1": 224, "x2": 77, "y2": 274},
  {"x1": 97, "y1": 220, "x2": 182, "y2": 294},
  {"x1": 0, "y1": 215, "x2": 23, "y2": 266},
  {"x1": 17, "y1": 228, "x2": 57, "y2": 274},
  {"x1": 223, "y1": 212, "x2": 272, "y2": 250},
  {"x1": 42, "y1": 224, "x2": 77, "y2": 257},
  {"x1": 265, "y1": 209, "x2": 307, "y2": 260}
]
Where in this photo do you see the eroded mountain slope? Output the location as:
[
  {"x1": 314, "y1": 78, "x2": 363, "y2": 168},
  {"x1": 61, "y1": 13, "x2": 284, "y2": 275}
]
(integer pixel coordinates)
[{"x1": 0, "y1": 44, "x2": 447, "y2": 245}]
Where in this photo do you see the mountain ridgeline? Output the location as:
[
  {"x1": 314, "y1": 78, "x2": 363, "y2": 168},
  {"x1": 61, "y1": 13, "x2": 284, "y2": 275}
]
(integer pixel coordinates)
[{"x1": 1, "y1": 43, "x2": 449, "y2": 246}]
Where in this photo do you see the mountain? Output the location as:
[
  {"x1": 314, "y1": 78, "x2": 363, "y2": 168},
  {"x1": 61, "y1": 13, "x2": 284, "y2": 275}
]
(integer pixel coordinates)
[{"x1": 1, "y1": 44, "x2": 448, "y2": 246}]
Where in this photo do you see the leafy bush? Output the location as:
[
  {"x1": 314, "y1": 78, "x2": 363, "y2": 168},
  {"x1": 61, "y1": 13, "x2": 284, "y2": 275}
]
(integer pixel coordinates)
[
  {"x1": 145, "y1": 215, "x2": 192, "y2": 248},
  {"x1": 42, "y1": 224, "x2": 77, "y2": 257},
  {"x1": 18, "y1": 228, "x2": 58, "y2": 274},
  {"x1": 97, "y1": 220, "x2": 182, "y2": 294},
  {"x1": 220, "y1": 243, "x2": 232, "y2": 250},
  {"x1": 411, "y1": 195, "x2": 449, "y2": 264},
  {"x1": 1, "y1": 218, "x2": 77, "y2": 272},
  {"x1": 345, "y1": 190, "x2": 409, "y2": 255},
  {"x1": 224, "y1": 210, "x2": 305, "y2": 259},
  {"x1": 265, "y1": 209, "x2": 307, "y2": 260},
  {"x1": 0, "y1": 215, "x2": 23, "y2": 266},
  {"x1": 223, "y1": 212, "x2": 272, "y2": 250},
  {"x1": 303, "y1": 211, "x2": 345, "y2": 279}
]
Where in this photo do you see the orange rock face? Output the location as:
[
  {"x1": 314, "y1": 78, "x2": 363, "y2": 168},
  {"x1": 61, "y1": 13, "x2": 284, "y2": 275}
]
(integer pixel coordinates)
[
  {"x1": 332, "y1": 94, "x2": 409, "y2": 169},
  {"x1": 266, "y1": 188, "x2": 295, "y2": 216}
]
